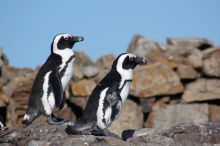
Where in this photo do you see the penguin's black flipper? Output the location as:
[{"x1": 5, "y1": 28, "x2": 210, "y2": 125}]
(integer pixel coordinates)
[{"x1": 49, "y1": 69, "x2": 63, "y2": 107}]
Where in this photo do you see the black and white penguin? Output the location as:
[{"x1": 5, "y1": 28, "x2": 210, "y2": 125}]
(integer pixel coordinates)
[
  {"x1": 66, "y1": 53, "x2": 147, "y2": 137},
  {"x1": 22, "y1": 33, "x2": 84, "y2": 125}
]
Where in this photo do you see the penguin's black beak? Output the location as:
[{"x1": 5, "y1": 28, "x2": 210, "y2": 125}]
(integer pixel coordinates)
[
  {"x1": 72, "y1": 36, "x2": 84, "y2": 42},
  {"x1": 135, "y1": 56, "x2": 148, "y2": 65}
]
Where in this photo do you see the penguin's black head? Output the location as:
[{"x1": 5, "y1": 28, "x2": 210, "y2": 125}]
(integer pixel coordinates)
[
  {"x1": 51, "y1": 33, "x2": 84, "y2": 53},
  {"x1": 112, "y1": 53, "x2": 148, "y2": 71}
]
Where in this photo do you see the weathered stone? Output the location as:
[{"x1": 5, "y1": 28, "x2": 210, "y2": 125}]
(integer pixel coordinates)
[
  {"x1": 70, "y1": 79, "x2": 96, "y2": 97},
  {"x1": 108, "y1": 100, "x2": 143, "y2": 136},
  {"x1": 96, "y1": 54, "x2": 115, "y2": 70},
  {"x1": 163, "y1": 122, "x2": 220, "y2": 144},
  {"x1": 81, "y1": 65, "x2": 99, "y2": 78},
  {"x1": 176, "y1": 64, "x2": 199, "y2": 79},
  {"x1": 131, "y1": 63, "x2": 184, "y2": 97},
  {"x1": 202, "y1": 47, "x2": 220, "y2": 77},
  {"x1": 127, "y1": 134, "x2": 175, "y2": 146},
  {"x1": 209, "y1": 104, "x2": 220, "y2": 121},
  {"x1": 167, "y1": 38, "x2": 213, "y2": 50},
  {"x1": 0, "y1": 48, "x2": 9, "y2": 66},
  {"x1": 128, "y1": 35, "x2": 160, "y2": 58},
  {"x1": 146, "y1": 104, "x2": 209, "y2": 130},
  {"x1": 187, "y1": 49, "x2": 203, "y2": 68},
  {"x1": 0, "y1": 91, "x2": 10, "y2": 107},
  {"x1": 74, "y1": 51, "x2": 93, "y2": 66},
  {"x1": 72, "y1": 64, "x2": 84, "y2": 81},
  {"x1": 182, "y1": 79, "x2": 220, "y2": 103}
]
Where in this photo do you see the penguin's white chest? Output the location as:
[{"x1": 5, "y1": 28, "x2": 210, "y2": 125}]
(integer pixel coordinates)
[
  {"x1": 120, "y1": 81, "x2": 131, "y2": 102},
  {"x1": 60, "y1": 58, "x2": 74, "y2": 90}
]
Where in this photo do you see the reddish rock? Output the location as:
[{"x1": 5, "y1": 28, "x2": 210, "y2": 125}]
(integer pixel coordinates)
[{"x1": 70, "y1": 79, "x2": 96, "y2": 97}]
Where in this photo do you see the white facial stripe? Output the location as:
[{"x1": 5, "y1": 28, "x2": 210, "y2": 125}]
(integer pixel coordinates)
[
  {"x1": 116, "y1": 54, "x2": 134, "y2": 88},
  {"x1": 52, "y1": 33, "x2": 72, "y2": 52}
]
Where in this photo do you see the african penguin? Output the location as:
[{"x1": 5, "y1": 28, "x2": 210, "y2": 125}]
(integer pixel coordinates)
[
  {"x1": 66, "y1": 53, "x2": 147, "y2": 137},
  {"x1": 22, "y1": 33, "x2": 84, "y2": 125}
]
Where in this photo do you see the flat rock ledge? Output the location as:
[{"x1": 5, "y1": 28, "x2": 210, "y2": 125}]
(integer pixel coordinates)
[{"x1": 0, "y1": 122, "x2": 220, "y2": 146}]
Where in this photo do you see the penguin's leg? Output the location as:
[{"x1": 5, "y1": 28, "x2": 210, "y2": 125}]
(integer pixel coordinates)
[
  {"x1": 46, "y1": 114, "x2": 67, "y2": 125},
  {"x1": 45, "y1": 93, "x2": 67, "y2": 125}
]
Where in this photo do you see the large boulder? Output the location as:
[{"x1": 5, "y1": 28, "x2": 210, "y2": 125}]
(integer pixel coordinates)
[
  {"x1": 202, "y1": 47, "x2": 220, "y2": 77},
  {"x1": 131, "y1": 63, "x2": 184, "y2": 98},
  {"x1": 146, "y1": 104, "x2": 209, "y2": 130},
  {"x1": 182, "y1": 79, "x2": 220, "y2": 103},
  {"x1": 108, "y1": 100, "x2": 143, "y2": 136}
]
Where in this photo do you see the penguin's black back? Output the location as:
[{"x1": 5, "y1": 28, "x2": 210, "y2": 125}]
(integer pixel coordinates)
[
  {"x1": 27, "y1": 53, "x2": 62, "y2": 114},
  {"x1": 81, "y1": 69, "x2": 121, "y2": 122}
]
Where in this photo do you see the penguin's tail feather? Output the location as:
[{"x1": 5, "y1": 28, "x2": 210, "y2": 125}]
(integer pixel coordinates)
[{"x1": 22, "y1": 112, "x2": 38, "y2": 125}]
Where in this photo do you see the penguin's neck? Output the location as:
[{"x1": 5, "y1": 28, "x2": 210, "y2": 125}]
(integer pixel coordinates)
[{"x1": 118, "y1": 69, "x2": 133, "y2": 89}]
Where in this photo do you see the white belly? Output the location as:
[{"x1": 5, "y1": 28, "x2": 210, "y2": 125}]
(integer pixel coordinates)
[{"x1": 120, "y1": 82, "x2": 131, "y2": 102}]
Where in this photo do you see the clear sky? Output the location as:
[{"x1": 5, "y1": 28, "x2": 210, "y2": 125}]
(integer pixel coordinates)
[{"x1": 0, "y1": 0, "x2": 219, "y2": 68}]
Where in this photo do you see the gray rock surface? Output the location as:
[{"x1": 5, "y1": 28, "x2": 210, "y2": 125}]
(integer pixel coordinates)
[
  {"x1": 1, "y1": 121, "x2": 219, "y2": 146},
  {"x1": 146, "y1": 104, "x2": 209, "y2": 130}
]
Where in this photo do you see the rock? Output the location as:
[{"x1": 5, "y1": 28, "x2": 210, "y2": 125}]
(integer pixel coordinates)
[
  {"x1": 108, "y1": 100, "x2": 143, "y2": 136},
  {"x1": 0, "y1": 48, "x2": 9, "y2": 66},
  {"x1": 167, "y1": 38, "x2": 213, "y2": 50},
  {"x1": 70, "y1": 79, "x2": 96, "y2": 97},
  {"x1": 182, "y1": 79, "x2": 220, "y2": 103},
  {"x1": 209, "y1": 104, "x2": 220, "y2": 121},
  {"x1": 176, "y1": 64, "x2": 199, "y2": 79},
  {"x1": 202, "y1": 47, "x2": 220, "y2": 77},
  {"x1": 0, "y1": 91, "x2": 10, "y2": 107},
  {"x1": 72, "y1": 64, "x2": 84, "y2": 81},
  {"x1": 81, "y1": 65, "x2": 99, "y2": 78},
  {"x1": 131, "y1": 63, "x2": 184, "y2": 98},
  {"x1": 96, "y1": 54, "x2": 115, "y2": 70},
  {"x1": 187, "y1": 49, "x2": 203, "y2": 68},
  {"x1": 127, "y1": 35, "x2": 160, "y2": 58},
  {"x1": 1, "y1": 122, "x2": 130, "y2": 146},
  {"x1": 74, "y1": 51, "x2": 93, "y2": 66},
  {"x1": 146, "y1": 104, "x2": 209, "y2": 130},
  {"x1": 127, "y1": 134, "x2": 175, "y2": 146},
  {"x1": 163, "y1": 122, "x2": 220, "y2": 145}
]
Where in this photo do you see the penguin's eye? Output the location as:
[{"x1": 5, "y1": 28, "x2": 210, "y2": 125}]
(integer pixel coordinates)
[
  {"x1": 129, "y1": 57, "x2": 134, "y2": 61},
  {"x1": 64, "y1": 37, "x2": 68, "y2": 40}
]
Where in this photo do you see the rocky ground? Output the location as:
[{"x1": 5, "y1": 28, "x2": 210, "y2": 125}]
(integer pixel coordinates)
[{"x1": 1, "y1": 35, "x2": 220, "y2": 145}]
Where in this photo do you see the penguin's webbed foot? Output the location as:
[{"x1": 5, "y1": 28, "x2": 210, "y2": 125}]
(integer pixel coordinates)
[
  {"x1": 47, "y1": 114, "x2": 68, "y2": 125},
  {"x1": 91, "y1": 128, "x2": 121, "y2": 139}
]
